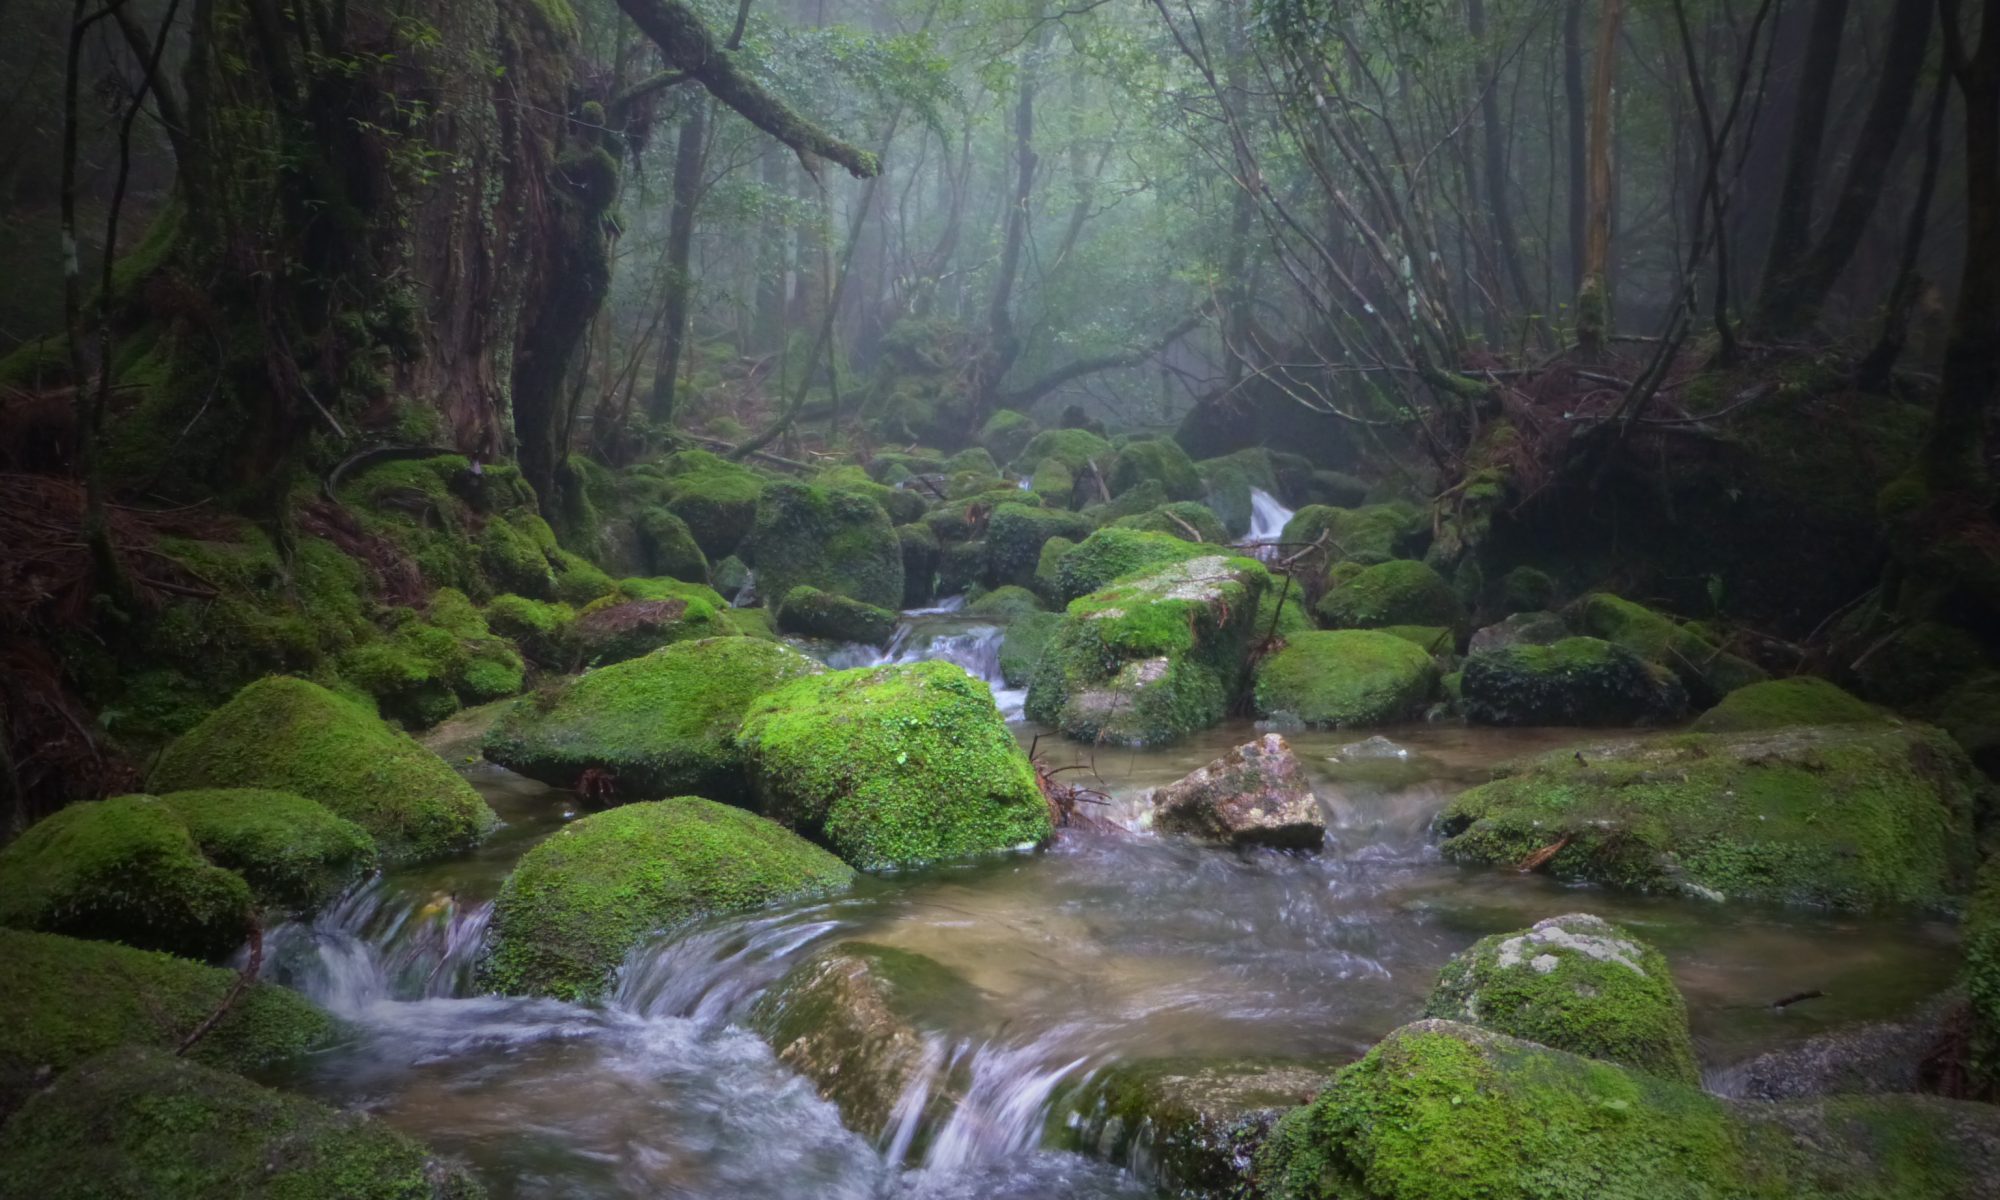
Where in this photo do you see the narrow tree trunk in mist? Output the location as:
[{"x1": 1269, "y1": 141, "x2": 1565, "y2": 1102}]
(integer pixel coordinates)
[
  {"x1": 1564, "y1": 0, "x2": 1588, "y2": 293},
  {"x1": 1858, "y1": 71, "x2": 1950, "y2": 392},
  {"x1": 646, "y1": 102, "x2": 709, "y2": 425},
  {"x1": 1470, "y1": 0, "x2": 1535, "y2": 314},
  {"x1": 1221, "y1": 0, "x2": 1255, "y2": 392},
  {"x1": 1923, "y1": 0, "x2": 2000, "y2": 495},
  {"x1": 753, "y1": 150, "x2": 788, "y2": 353},
  {"x1": 1754, "y1": 0, "x2": 1851, "y2": 333},
  {"x1": 1575, "y1": 0, "x2": 1622, "y2": 356},
  {"x1": 978, "y1": 9, "x2": 1049, "y2": 416},
  {"x1": 1759, "y1": 0, "x2": 1931, "y2": 337}
]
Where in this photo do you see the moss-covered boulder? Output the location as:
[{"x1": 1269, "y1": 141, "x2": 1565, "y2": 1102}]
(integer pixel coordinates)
[
  {"x1": 1847, "y1": 620, "x2": 1989, "y2": 708},
  {"x1": 1970, "y1": 855, "x2": 2000, "y2": 1095},
  {"x1": 998, "y1": 610, "x2": 1062, "y2": 688},
  {"x1": 159, "y1": 788, "x2": 377, "y2": 913},
  {"x1": 484, "y1": 594, "x2": 576, "y2": 665},
  {"x1": 1496, "y1": 566, "x2": 1558, "y2": 613},
  {"x1": 1281, "y1": 503, "x2": 1426, "y2": 565},
  {"x1": 425, "y1": 589, "x2": 527, "y2": 702},
  {"x1": 897, "y1": 523, "x2": 941, "y2": 609},
  {"x1": 1437, "y1": 724, "x2": 1982, "y2": 910},
  {"x1": 1196, "y1": 448, "x2": 1282, "y2": 538},
  {"x1": 567, "y1": 584, "x2": 732, "y2": 666},
  {"x1": 1109, "y1": 437, "x2": 1203, "y2": 501},
  {"x1": 1008, "y1": 427, "x2": 1113, "y2": 476},
  {"x1": 0, "y1": 1048, "x2": 483, "y2": 1200},
  {"x1": 1026, "y1": 554, "x2": 1270, "y2": 746},
  {"x1": 737, "y1": 661, "x2": 1052, "y2": 870},
  {"x1": 659, "y1": 448, "x2": 766, "y2": 559},
  {"x1": 985, "y1": 502, "x2": 1095, "y2": 589},
  {"x1": 1029, "y1": 457, "x2": 1075, "y2": 505},
  {"x1": 150, "y1": 676, "x2": 497, "y2": 864},
  {"x1": 979, "y1": 408, "x2": 1038, "y2": 464},
  {"x1": 1693, "y1": 677, "x2": 1886, "y2": 733},
  {"x1": 1316, "y1": 559, "x2": 1464, "y2": 634},
  {"x1": 480, "y1": 797, "x2": 853, "y2": 1002},
  {"x1": 0, "y1": 795, "x2": 254, "y2": 960},
  {"x1": 0, "y1": 929, "x2": 339, "y2": 1116},
  {"x1": 1572, "y1": 593, "x2": 1768, "y2": 706},
  {"x1": 966, "y1": 584, "x2": 1043, "y2": 620},
  {"x1": 748, "y1": 942, "x2": 983, "y2": 1145},
  {"x1": 1253, "y1": 580, "x2": 1316, "y2": 640},
  {"x1": 1467, "y1": 610, "x2": 1568, "y2": 655},
  {"x1": 1253, "y1": 631, "x2": 1437, "y2": 729},
  {"x1": 1049, "y1": 1058, "x2": 1334, "y2": 1198},
  {"x1": 1052, "y1": 526, "x2": 1209, "y2": 604},
  {"x1": 777, "y1": 585, "x2": 898, "y2": 645},
  {"x1": 1424, "y1": 914, "x2": 1698, "y2": 1083},
  {"x1": 1113, "y1": 501, "x2": 1231, "y2": 545},
  {"x1": 1080, "y1": 478, "x2": 1171, "y2": 525},
  {"x1": 938, "y1": 538, "x2": 986, "y2": 597},
  {"x1": 484, "y1": 637, "x2": 823, "y2": 802},
  {"x1": 814, "y1": 464, "x2": 929, "y2": 526},
  {"x1": 632, "y1": 505, "x2": 710, "y2": 583},
  {"x1": 740, "y1": 479, "x2": 903, "y2": 612},
  {"x1": 1459, "y1": 637, "x2": 1687, "y2": 726},
  {"x1": 1254, "y1": 1019, "x2": 2000, "y2": 1200}
]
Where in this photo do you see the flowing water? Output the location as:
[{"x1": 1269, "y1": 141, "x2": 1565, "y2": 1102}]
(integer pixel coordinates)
[
  {"x1": 257, "y1": 605, "x2": 1962, "y2": 1198},
  {"x1": 1243, "y1": 487, "x2": 1293, "y2": 551}
]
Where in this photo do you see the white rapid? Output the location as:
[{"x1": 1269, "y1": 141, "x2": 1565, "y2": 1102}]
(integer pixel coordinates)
[
  {"x1": 1243, "y1": 487, "x2": 1294, "y2": 555},
  {"x1": 821, "y1": 597, "x2": 1025, "y2": 720}
]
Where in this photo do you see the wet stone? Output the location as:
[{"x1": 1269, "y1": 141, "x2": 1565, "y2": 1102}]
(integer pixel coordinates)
[{"x1": 1149, "y1": 733, "x2": 1325, "y2": 851}]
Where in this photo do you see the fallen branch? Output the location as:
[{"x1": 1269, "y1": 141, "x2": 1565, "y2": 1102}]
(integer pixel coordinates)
[
  {"x1": 178, "y1": 922, "x2": 263, "y2": 1056},
  {"x1": 1516, "y1": 834, "x2": 1573, "y2": 873}
]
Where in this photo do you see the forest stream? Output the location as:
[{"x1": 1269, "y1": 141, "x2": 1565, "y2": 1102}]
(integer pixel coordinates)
[{"x1": 244, "y1": 594, "x2": 1960, "y2": 1199}]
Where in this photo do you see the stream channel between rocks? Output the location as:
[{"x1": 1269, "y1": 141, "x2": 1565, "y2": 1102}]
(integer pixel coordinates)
[{"x1": 251, "y1": 598, "x2": 1961, "y2": 1199}]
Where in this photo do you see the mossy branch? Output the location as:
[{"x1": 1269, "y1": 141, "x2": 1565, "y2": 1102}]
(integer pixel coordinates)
[{"x1": 614, "y1": 0, "x2": 879, "y2": 179}]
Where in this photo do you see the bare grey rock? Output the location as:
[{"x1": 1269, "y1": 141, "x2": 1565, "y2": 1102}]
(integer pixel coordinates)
[{"x1": 1150, "y1": 734, "x2": 1324, "y2": 850}]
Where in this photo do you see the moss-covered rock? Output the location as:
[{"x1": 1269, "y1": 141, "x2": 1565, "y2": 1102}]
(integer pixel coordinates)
[
  {"x1": 1049, "y1": 1057, "x2": 1334, "y2": 1198},
  {"x1": 0, "y1": 795, "x2": 254, "y2": 961},
  {"x1": 1254, "y1": 631, "x2": 1437, "y2": 729},
  {"x1": 1032, "y1": 535, "x2": 1077, "y2": 606},
  {"x1": 897, "y1": 523, "x2": 941, "y2": 609},
  {"x1": 1008, "y1": 427, "x2": 1113, "y2": 476},
  {"x1": 426, "y1": 589, "x2": 527, "y2": 703},
  {"x1": 967, "y1": 584, "x2": 1044, "y2": 621},
  {"x1": 1460, "y1": 637, "x2": 1687, "y2": 726},
  {"x1": 777, "y1": 585, "x2": 898, "y2": 645},
  {"x1": 150, "y1": 676, "x2": 497, "y2": 864},
  {"x1": 1080, "y1": 478, "x2": 1171, "y2": 525},
  {"x1": 659, "y1": 448, "x2": 766, "y2": 559},
  {"x1": 568, "y1": 583, "x2": 732, "y2": 666},
  {"x1": 483, "y1": 594, "x2": 576, "y2": 665},
  {"x1": 1027, "y1": 554, "x2": 1270, "y2": 746},
  {"x1": 748, "y1": 942, "x2": 983, "y2": 1145},
  {"x1": 738, "y1": 661, "x2": 1052, "y2": 870},
  {"x1": 1051, "y1": 526, "x2": 1208, "y2": 604},
  {"x1": 1029, "y1": 457, "x2": 1075, "y2": 505},
  {"x1": 1113, "y1": 501, "x2": 1231, "y2": 545},
  {"x1": 814, "y1": 464, "x2": 929, "y2": 526},
  {"x1": 937, "y1": 538, "x2": 986, "y2": 597},
  {"x1": 1572, "y1": 593, "x2": 1768, "y2": 706},
  {"x1": 740, "y1": 479, "x2": 903, "y2": 612},
  {"x1": 1467, "y1": 610, "x2": 1569, "y2": 656},
  {"x1": 0, "y1": 929, "x2": 339, "y2": 1116},
  {"x1": 1497, "y1": 566, "x2": 1558, "y2": 614},
  {"x1": 485, "y1": 637, "x2": 824, "y2": 802},
  {"x1": 985, "y1": 502, "x2": 1095, "y2": 589},
  {"x1": 1108, "y1": 437, "x2": 1203, "y2": 501},
  {"x1": 1316, "y1": 559, "x2": 1464, "y2": 634},
  {"x1": 0, "y1": 1048, "x2": 483, "y2": 1199},
  {"x1": 632, "y1": 505, "x2": 710, "y2": 583},
  {"x1": 1255, "y1": 1019, "x2": 2000, "y2": 1200},
  {"x1": 1848, "y1": 620, "x2": 1989, "y2": 708},
  {"x1": 1693, "y1": 677, "x2": 1886, "y2": 733},
  {"x1": 1970, "y1": 855, "x2": 2000, "y2": 1095},
  {"x1": 999, "y1": 610, "x2": 1062, "y2": 688},
  {"x1": 481, "y1": 797, "x2": 853, "y2": 1002},
  {"x1": 1251, "y1": 579, "x2": 1316, "y2": 641},
  {"x1": 1437, "y1": 724, "x2": 1981, "y2": 910},
  {"x1": 1281, "y1": 503, "x2": 1427, "y2": 565},
  {"x1": 1424, "y1": 914, "x2": 1698, "y2": 1083},
  {"x1": 159, "y1": 788, "x2": 377, "y2": 914},
  {"x1": 1196, "y1": 448, "x2": 1282, "y2": 538}
]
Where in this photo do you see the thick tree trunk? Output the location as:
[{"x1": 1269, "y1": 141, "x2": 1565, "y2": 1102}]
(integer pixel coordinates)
[{"x1": 1753, "y1": 0, "x2": 1851, "y2": 332}]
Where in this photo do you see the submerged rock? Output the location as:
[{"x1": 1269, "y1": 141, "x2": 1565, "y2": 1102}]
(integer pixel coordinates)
[
  {"x1": 1150, "y1": 734, "x2": 1325, "y2": 850},
  {"x1": 484, "y1": 637, "x2": 824, "y2": 803},
  {"x1": 1437, "y1": 724, "x2": 1982, "y2": 910},
  {"x1": 1026, "y1": 553, "x2": 1270, "y2": 746},
  {"x1": 1424, "y1": 913, "x2": 1698, "y2": 1083},
  {"x1": 0, "y1": 1048, "x2": 482, "y2": 1200},
  {"x1": 150, "y1": 676, "x2": 497, "y2": 865},
  {"x1": 1713, "y1": 993, "x2": 1960, "y2": 1101},
  {"x1": 776, "y1": 585, "x2": 898, "y2": 645},
  {"x1": 1049, "y1": 1058, "x2": 1334, "y2": 1198},
  {"x1": 1459, "y1": 636, "x2": 1686, "y2": 726},
  {"x1": 1254, "y1": 1019, "x2": 2000, "y2": 1200},
  {"x1": 748, "y1": 942, "x2": 982, "y2": 1146},
  {"x1": 480, "y1": 797, "x2": 854, "y2": 1002},
  {"x1": 738, "y1": 661, "x2": 1051, "y2": 870},
  {"x1": 1253, "y1": 630, "x2": 1437, "y2": 729},
  {"x1": 0, "y1": 929, "x2": 339, "y2": 1116}
]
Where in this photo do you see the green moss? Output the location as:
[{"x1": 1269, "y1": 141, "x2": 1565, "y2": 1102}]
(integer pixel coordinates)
[
  {"x1": 1425, "y1": 914, "x2": 1698, "y2": 1083},
  {"x1": 568, "y1": 583, "x2": 732, "y2": 666},
  {"x1": 944, "y1": 447, "x2": 998, "y2": 476},
  {"x1": 660, "y1": 449, "x2": 767, "y2": 559},
  {"x1": 1196, "y1": 449, "x2": 1281, "y2": 538},
  {"x1": 0, "y1": 335, "x2": 71, "y2": 390},
  {"x1": 986, "y1": 503, "x2": 1094, "y2": 589},
  {"x1": 486, "y1": 637, "x2": 821, "y2": 801},
  {"x1": 979, "y1": 409, "x2": 1038, "y2": 464},
  {"x1": 1498, "y1": 566, "x2": 1558, "y2": 614},
  {"x1": 1969, "y1": 855, "x2": 2000, "y2": 1093},
  {"x1": 1848, "y1": 621, "x2": 1988, "y2": 707},
  {"x1": 151, "y1": 677, "x2": 497, "y2": 865},
  {"x1": 814, "y1": 465, "x2": 927, "y2": 525},
  {"x1": 1254, "y1": 631, "x2": 1437, "y2": 728},
  {"x1": 1377, "y1": 624, "x2": 1455, "y2": 654},
  {"x1": 968, "y1": 585, "x2": 1044, "y2": 621},
  {"x1": 1693, "y1": 677, "x2": 1885, "y2": 733},
  {"x1": 1281, "y1": 503, "x2": 1426, "y2": 564},
  {"x1": 1460, "y1": 637, "x2": 1687, "y2": 726},
  {"x1": 480, "y1": 797, "x2": 854, "y2": 1001},
  {"x1": 1316, "y1": 559, "x2": 1464, "y2": 633},
  {"x1": 1008, "y1": 427, "x2": 1112, "y2": 476},
  {"x1": 1436, "y1": 724, "x2": 1981, "y2": 910},
  {"x1": 1029, "y1": 458, "x2": 1075, "y2": 505},
  {"x1": 632, "y1": 505, "x2": 710, "y2": 583},
  {"x1": 1033, "y1": 535, "x2": 1077, "y2": 606},
  {"x1": 1026, "y1": 554, "x2": 1271, "y2": 746},
  {"x1": 0, "y1": 929, "x2": 339, "y2": 1115},
  {"x1": 1108, "y1": 437, "x2": 1203, "y2": 501},
  {"x1": 777, "y1": 585, "x2": 898, "y2": 644},
  {"x1": 478, "y1": 515, "x2": 556, "y2": 599},
  {"x1": 550, "y1": 547, "x2": 617, "y2": 605},
  {"x1": 999, "y1": 610, "x2": 1062, "y2": 688},
  {"x1": 157, "y1": 788, "x2": 377, "y2": 914},
  {"x1": 938, "y1": 538, "x2": 987, "y2": 597},
  {"x1": 897, "y1": 524, "x2": 941, "y2": 609},
  {"x1": 1112, "y1": 501, "x2": 1231, "y2": 545},
  {"x1": 723, "y1": 606, "x2": 779, "y2": 640},
  {"x1": 1254, "y1": 579, "x2": 1316, "y2": 639},
  {"x1": 0, "y1": 1048, "x2": 483, "y2": 1199},
  {"x1": 484, "y1": 594, "x2": 576, "y2": 664},
  {"x1": 1572, "y1": 593, "x2": 1768, "y2": 706},
  {"x1": 1052, "y1": 526, "x2": 1208, "y2": 604},
  {"x1": 741, "y1": 479, "x2": 904, "y2": 611},
  {"x1": 0, "y1": 795, "x2": 253, "y2": 962},
  {"x1": 737, "y1": 661, "x2": 1052, "y2": 869},
  {"x1": 1079, "y1": 478, "x2": 1170, "y2": 525}
]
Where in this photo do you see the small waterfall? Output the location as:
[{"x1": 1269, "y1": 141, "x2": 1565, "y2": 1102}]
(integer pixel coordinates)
[
  {"x1": 823, "y1": 598, "x2": 1024, "y2": 720},
  {"x1": 917, "y1": 1034, "x2": 1093, "y2": 1171},
  {"x1": 261, "y1": 878, "x2": 493, "y2": 1015},
  {"x1": 1243, "y1": 488, "x2": 1294, "y2": 557},
  {"x1": 612, "y1": 910, "x2": 845, "y2": 1023}
]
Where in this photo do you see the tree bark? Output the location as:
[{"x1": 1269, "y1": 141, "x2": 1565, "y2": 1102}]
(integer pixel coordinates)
[
  {"x1": 1575, "y1": 0, "x2": 1623, "y2": 356},
  {"x1": 1753, "y1": 0, "x2": 1851, "y2": 331},
  {"x1": 1859, "y1": 71, "x2": 1952, "y2": 391},
  {"x1": 644, "y1": 101, "x2": 710, "y2": 425},
  {"x1": 1469, "y1": 0, "x2": 1535, "y2": 313},
  {"x1": 1564, "y1": 0, "x2": 1588, "y2": 292}
]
